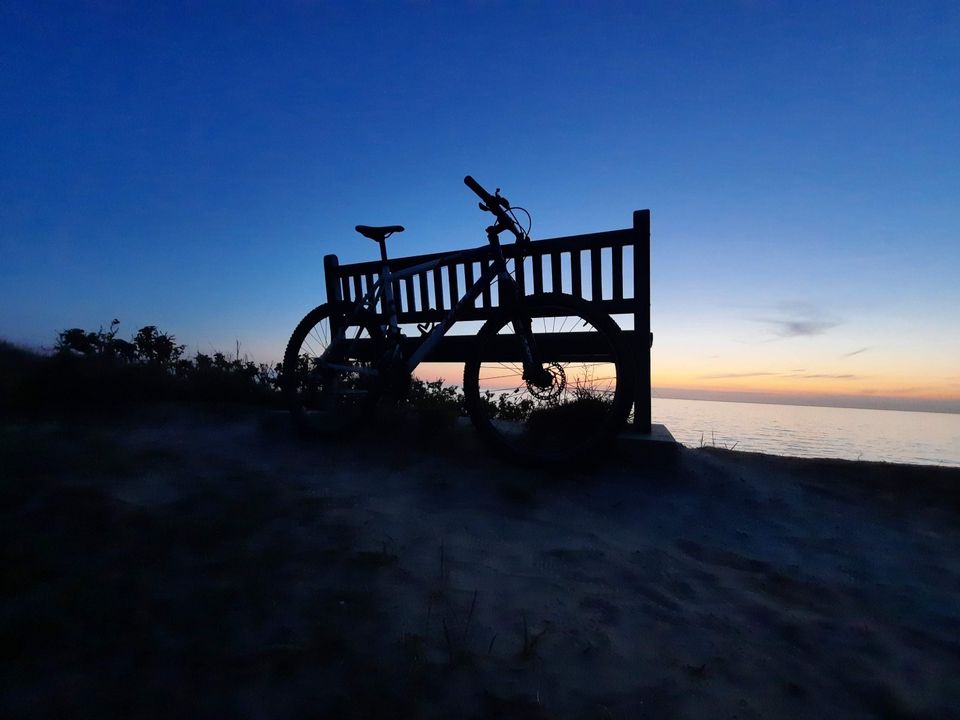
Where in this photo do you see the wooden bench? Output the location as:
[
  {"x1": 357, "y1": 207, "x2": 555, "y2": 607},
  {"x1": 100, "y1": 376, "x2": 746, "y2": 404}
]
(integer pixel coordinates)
[{"x1": 322, "y1": 210, "x2": 652, "y2": 431}]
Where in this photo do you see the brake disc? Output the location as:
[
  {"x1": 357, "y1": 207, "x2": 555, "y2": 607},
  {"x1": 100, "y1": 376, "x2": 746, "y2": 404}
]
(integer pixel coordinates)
[{"x1": 526, "y1": 362, "x2": 565, "y2": 402}]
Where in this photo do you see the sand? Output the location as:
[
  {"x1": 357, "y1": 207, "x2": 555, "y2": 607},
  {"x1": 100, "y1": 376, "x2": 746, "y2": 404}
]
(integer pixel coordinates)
[{"x1": 3, "y1": 405, "x2": 959, "y2": 719}]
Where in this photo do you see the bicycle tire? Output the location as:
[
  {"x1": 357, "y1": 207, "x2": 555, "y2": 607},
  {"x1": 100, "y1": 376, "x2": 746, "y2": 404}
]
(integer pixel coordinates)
[
  {"x1": 282, "y1": 303, "x2": 384, "y2": 436},
  {"x1": 462, "y1": 292, "x2": 633, "y2": 465}
]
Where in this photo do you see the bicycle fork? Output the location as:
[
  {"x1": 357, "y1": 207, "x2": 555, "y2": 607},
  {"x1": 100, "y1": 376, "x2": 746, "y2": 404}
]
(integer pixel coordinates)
[
  {"x1": 500, "y1": 279, "x2": 553, "y2": 390},
  {"x1": 510, "y1": 316, "x2": 551, "y2": 389}
]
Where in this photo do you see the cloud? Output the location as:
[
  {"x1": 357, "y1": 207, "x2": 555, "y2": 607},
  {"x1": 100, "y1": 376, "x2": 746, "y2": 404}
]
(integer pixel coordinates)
[
  {"x1": 754, "y1": 302, "x2": 839, "y2": 338},
  {"x1": 761, "y1": 318, "x2": 838, "y2": 337},
  {"x1": 792, "y1": 373, "x2": 858, "y2": 380},
  {"x1": 700, "y1": 371, "x2": 782, "y2": 379},
  {"x1": 842, "y1": 347, "x2": 869, "y2": 358},
  {"x1": 700, "y1": 370, "x2": 860, "y2": 381}
]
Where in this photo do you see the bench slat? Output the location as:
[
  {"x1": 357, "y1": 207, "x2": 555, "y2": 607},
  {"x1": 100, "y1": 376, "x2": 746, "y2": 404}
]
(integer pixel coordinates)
[
  {"x1": 612, "y1": 245, "x2": 623, "y2": 300},
  {"x1": 418, "y1": 271, "x2": 430, "y2": 313},
  {"x1": 571, "y1": 250, "x2": 582, "y2": 298},
  {"x1": 551, "y1": 252, "x2": 562, "y2": 294},
  {"x1": 591, "y1": 247, "x2": 602, "y2": 301},
  {"x1": 464, "y1": 261, "x2": 475, "y2": 306},
  {"x1": 433, "y1": 267, "x2": 444, "y2": 311},
  {"x1": 404, "y1": 276, "x2": 415, "y2": 314},
  {"x1": 532, "y1": 253, "x2": 543, "y2": 295},
  {"x1": 448, "y1": 263, "x2": 459, "y2": 306}
]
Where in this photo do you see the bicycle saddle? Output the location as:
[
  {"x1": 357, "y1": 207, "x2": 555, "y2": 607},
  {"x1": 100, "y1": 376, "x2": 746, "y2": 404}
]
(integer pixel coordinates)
[{"x1": 355, "y1": 225, "x2": 404, "y2": 241}]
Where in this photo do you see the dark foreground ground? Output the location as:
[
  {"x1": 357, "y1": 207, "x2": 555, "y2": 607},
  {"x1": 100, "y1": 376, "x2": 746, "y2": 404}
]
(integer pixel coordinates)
[{"x1": 2, "y1": 405, "x2": 959, "y2": 719}]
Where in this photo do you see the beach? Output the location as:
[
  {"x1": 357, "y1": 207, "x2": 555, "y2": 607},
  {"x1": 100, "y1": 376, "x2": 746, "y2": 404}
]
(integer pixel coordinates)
[{"x1": 3, "y1": 405, "x2": 959, "y2": 719}]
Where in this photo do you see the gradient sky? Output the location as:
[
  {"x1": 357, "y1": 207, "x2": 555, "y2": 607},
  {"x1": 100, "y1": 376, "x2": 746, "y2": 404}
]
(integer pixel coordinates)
[{"x1": 2, "y1": 2, "x2": 958, "y2": 412}]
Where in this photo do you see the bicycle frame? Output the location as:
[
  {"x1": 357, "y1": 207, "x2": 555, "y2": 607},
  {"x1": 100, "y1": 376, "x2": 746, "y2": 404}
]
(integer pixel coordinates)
[{"x1": 327, "y1": 239, "x2": 534, "y2": 377}]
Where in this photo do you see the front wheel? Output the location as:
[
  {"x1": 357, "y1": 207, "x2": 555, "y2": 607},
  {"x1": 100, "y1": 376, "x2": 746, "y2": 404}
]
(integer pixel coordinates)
[
  {"x1": 282, "y1": 303, "x2": 384, "y2": 436},
  {"x1": 463, "y1": 293, "x2": 633, "y2": 465}
]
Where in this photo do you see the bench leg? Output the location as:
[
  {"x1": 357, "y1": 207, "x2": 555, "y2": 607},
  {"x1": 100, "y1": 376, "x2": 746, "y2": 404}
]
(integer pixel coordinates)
[{"x1": 632, "y1": 210, "x2": 652, "y2": 433}]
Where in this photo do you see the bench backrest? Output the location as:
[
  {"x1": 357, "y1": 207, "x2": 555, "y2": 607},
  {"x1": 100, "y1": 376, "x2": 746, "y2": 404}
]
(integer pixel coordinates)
[{"x1": 322, "y1": 210, "x2": 651, "y2": 430}]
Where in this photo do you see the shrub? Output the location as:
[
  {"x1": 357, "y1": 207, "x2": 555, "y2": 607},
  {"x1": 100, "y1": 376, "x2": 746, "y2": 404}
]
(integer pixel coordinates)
[
  {"x1": 3, "y1": 321, "x2": 282, "y2": 415},
  {"x1": 132, "y1": 325, "x2": 184, "y2": 368},
  {"x1": 401, "y1": 378, "x2": 465, "y2": 429}
]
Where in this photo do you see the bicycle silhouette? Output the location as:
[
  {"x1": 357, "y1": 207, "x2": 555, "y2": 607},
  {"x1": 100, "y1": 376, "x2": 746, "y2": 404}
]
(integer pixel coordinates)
[{"x1": 282, "y1": 176, "x2": 633, "y2": 465}]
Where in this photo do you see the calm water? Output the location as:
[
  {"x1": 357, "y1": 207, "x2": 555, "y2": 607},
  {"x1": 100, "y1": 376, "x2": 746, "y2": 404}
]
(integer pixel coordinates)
[{"x1": 652, "y1": 398, "x2": 960, "y2": 468}]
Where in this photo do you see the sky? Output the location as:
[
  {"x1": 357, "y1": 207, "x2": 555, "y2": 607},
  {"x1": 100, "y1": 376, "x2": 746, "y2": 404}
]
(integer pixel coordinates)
[{"x1": 2, "y1": 1, "x2": 958, "y2": 412}]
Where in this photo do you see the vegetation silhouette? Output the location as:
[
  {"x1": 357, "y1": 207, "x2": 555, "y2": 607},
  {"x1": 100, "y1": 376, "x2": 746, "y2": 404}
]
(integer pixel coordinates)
[
  {"x1": 1, "y1": 321, "x2": 279, "y2": 415},
  {"x1": 0, "y1": 324, "x2": 472, "y2": 426}
]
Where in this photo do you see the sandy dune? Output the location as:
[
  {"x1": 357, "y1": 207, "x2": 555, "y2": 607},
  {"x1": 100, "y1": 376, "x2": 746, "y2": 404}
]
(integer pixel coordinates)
[{"x1": 3, "y1": 406, "x2": 959, "y2": 719}]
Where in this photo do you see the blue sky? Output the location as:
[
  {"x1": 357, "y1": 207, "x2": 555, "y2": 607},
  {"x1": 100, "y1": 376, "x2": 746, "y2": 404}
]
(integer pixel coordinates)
[{"x1": 2, "y1": 1, "x2": 958, "y2": 410}]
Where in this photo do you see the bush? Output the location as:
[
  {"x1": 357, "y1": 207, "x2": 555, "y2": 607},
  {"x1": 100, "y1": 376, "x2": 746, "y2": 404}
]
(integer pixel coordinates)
[
  {"x1": 405, "y1": 378, "x2": 463, "y2": 413},
  {"x1": 398, "y1": 377, "x2": 465, "y2": 430},
  {"x1": 181, "y1": 352, "x2": 280, "y2": 405},
  {"x1": 55, "y1": 320, "x2": 184, "y2": 369},
  {"x1": 2, "y1": 322, "x2": 282, "y2": 416}
]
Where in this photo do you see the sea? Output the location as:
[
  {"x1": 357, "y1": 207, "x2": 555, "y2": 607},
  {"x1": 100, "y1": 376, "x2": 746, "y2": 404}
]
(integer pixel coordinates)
[{"x1": 651, "y1": 398, "x2": 960, "y2": 468}]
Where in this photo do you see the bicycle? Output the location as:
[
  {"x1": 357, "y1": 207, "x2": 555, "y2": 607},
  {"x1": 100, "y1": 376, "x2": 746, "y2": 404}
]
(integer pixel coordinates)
[{"x1": 281, "y1": 176, "x2": 633, "y2": 465}]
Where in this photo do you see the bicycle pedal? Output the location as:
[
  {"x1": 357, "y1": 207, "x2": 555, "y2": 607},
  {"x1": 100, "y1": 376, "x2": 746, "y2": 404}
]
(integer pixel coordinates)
[{"x1": 417, "y1": 322, "x2": 435, "y2": 336}]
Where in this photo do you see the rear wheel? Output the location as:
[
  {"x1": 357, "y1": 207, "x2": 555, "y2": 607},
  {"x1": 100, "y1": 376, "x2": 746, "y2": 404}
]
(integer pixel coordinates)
[
  {"x1": 282, "y1": 304, "x2": 384, "y2": 436},
  {"x1": 463, "y1": 293, "x2": 632, "y2": 465}
]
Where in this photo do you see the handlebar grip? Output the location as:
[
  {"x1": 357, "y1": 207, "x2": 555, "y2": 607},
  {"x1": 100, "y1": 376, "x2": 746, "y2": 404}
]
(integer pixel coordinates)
[
  {"x1": 464, "y1": 174, "x2": 526, "y2": 243},
  {"x1": 463, "y1": 175, "x2": 492, "y2": 202}
]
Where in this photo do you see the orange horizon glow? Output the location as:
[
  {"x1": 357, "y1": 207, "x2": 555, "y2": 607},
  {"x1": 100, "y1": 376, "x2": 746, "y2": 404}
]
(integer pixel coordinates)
[
  {"x1": 652, "y1": 373, "x2": 960, "y2": 401},
  {"x1": 417, "y1": 362, "x2": 959, "y2": 398},
  {"x1": 411, "y1": 362, "x2": 960, "y2": 414}
]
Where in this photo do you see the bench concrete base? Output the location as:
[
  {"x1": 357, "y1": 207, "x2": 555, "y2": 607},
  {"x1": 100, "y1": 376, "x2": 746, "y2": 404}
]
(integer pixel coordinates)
[
  {"x1": 621, "y1": 423, "x2": 677, "y2": 444},
  {"x1": 618, "y1": 423, "x2": 681, "y2": 461}
]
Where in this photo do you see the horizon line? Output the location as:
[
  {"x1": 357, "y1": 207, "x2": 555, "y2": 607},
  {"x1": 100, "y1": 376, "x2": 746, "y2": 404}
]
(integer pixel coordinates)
[{"x1": 653, "y1": 388, "x2": 960, "y2": 416}]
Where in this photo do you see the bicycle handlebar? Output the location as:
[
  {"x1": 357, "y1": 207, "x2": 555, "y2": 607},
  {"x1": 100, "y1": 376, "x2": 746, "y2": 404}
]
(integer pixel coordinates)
[
  {"x1": 463, "y1": 175, "x2": 490, "y2": 203},
  {"x1": 463, "y1": 175, "x2": 526, "y2": 243}
]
